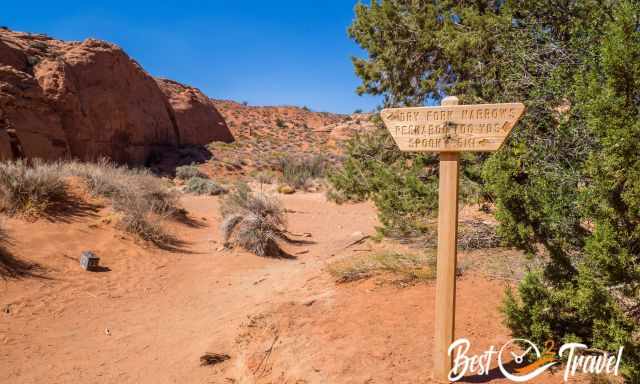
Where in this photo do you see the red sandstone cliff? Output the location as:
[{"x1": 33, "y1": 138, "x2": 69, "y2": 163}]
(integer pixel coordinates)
[{"x1": 0, "y1": 29, "x2": 233, "y2": 164}]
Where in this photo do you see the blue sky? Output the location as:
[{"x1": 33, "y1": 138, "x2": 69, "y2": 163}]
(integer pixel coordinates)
[{"x1": 3, "y1": 1, "x2": 382, "y2": 114}]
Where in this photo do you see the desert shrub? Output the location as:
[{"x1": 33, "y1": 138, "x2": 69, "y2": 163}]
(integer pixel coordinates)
[
  {"x1": 0, "y1": 159, "x2": 67, "y2": 216},
  {"x1": 184, "y1": 177, "x2": 226, "y2": 196},
  {"x1": 277, "y1": 155, "x2": 326, "y2": 190},
  {"x1": 175, "y1": 164, "x2": 207, "y2": 180},
  {"x1": 112, "y1": 193, "x2": 169, "y2": 243},
  {"x1": 254, "y1": 170, "x2": 275, "y2": 185},
  {"x1": 325, "y1": 186, "x2": 349, "y2": 204},
  {"x1": 277, "y1": 184, "x2": 295, "y2": 195},
  {"x1": 65, "y1": 159, "x2": 177, "y2": 243},
  {"x1": 66, "y1": 159, "x2": 176, "y2": 211},
  {"x1": 220, "y1": 183, "x2": 288, "y2": 257},
  {"x1": 275, "y1": 118, "x2": 286, "y2": 129}
]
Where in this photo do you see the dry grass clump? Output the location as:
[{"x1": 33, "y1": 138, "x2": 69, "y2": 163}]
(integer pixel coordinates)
[
  {"x1": 328, "y1": 251, "x2": 437, "y2": 284},
  {"x1": 175, "y1": 164, "x2": 206, "y2": 180},
  {"x1": 65, "y1": 159, "x2": 177, "y2": 244},
  {"x1": 220, "y1": 183, "x2": 290, "y2": 257},
  {"x1": 110, "y1": 192, "x2": 170, "y2": 244},
  {"x1": 254, "y1": 170, "x2": 275, "y2": 185},
  {"x1": 184, "y1": 177, "x2": 226, "y2": 196},
  {"x1": 0, "y1": 160, "x2": 67, "y2": 216},
  {"x1": 589, "y1": 374, "x2": 622, "y2": 384},
  {"x1": 277, "y1": 155, "x2": 326, "y2": 190},
  {"x1": 0, "y1": 158, "x2": 181, "y2": 247}
]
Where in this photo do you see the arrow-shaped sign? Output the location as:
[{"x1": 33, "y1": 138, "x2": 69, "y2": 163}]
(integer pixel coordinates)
[{"x1": 381, "y1": 103, "x2": 525, "y2": 152}]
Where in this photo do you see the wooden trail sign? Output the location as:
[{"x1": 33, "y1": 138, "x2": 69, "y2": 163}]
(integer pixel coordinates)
[
  {"x1": 381, "y1": 97, "x2": 524, "y2": 383},
  {"x1": 381, "y1": 102, "x2": 525, "y2": 152}
]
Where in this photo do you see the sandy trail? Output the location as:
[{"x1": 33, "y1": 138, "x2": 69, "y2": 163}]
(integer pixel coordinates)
[
  {"x1": 1, "y1": 193, "x2": 377, "y2": 383},
  {"x1": 1, "y1": 193, "x2": 585, "y2": 383}
]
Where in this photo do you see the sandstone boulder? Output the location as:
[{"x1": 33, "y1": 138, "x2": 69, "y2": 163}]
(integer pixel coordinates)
[
  {"x1": 0, "y1": 29, "x2": 233, "y2": 164},
  {"x1": 156, "y1": 78, "x2": 233, "y2": 145}
]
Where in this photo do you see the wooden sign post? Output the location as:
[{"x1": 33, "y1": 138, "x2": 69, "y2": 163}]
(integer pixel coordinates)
[{"x1": 381, "y1": 96, "x2": 525, "y2": 382}]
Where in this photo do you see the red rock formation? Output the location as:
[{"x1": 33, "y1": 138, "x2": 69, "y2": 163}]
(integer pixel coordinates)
[
  {"x1": 0, "y1": 29, "x2": 233, "y2": 164},
  {"x1": 156, "y1": 78, "x2": 233, "y2": 145}
]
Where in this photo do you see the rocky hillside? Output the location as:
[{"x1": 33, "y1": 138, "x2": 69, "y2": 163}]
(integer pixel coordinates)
[
  {"x1": 206, "y1": 100, "x2": 377, "y2": 176},
  {"x1": 0, "y1": 28, "x2": 233, "y2": 165}
]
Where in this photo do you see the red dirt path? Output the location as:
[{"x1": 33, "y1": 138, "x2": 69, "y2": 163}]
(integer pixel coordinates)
[{"x1": 1, "y1": 192, "x2": 588, "y2": 383}]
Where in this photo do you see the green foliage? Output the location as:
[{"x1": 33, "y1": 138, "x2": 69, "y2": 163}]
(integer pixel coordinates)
[
  {"x1": 502, "y1": 3, "x2": 640, "y2": 379},
  {"x1": 349, "y1": 0, "x2": 640, "y2": 379},
  {"x1": 328, "y1": 125, "x2": 482, "y2": 236},
  {"x1": 349, "y1": 0, "x2": 511, "y2": 106}
]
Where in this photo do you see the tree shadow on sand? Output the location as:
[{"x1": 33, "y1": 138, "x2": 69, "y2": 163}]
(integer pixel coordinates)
[
  {"x1": 457, "y1": 360, "x2": 527, "y2": 383},
  {"x1": 0, "y1": 228, "x2": 46, "y2": 280},
  {"x1": 151, "y1": 234, "x2": 198, "y2": 254},
  {"x1": 270, "y1": 247, "x2": 298, "y2": 260},
  {"x1": 276, "y1": 234, "x2": 317, "y2": 259},
  {"x1": 40, "y1": 198, "x2": 102, "y2": 224},
  {"x1": 170, "y1": 209, "x2": 208, "y2": 229}
]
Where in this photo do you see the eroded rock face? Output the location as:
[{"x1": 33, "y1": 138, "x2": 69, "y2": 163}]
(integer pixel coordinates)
[
  {"x1": 0, "y1": 29, "x2": 233, "y2": 164},
  {"x1": 0, "y1": 35, "x2": 68, "y2": 160},
  {"x1": 156, "y1": 78, "x2": 233, "y2": 145}
]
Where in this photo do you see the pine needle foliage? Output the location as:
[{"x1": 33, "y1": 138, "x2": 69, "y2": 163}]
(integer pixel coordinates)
[{"x1": 346, "y1": 0, "x2": 640, "y2": 378}]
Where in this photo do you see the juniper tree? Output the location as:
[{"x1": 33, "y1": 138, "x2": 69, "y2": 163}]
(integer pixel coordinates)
[
  {"x1": 345, "y1": 0, "x2": 640, "y2": 378},
  {"x1": 503, "y1": 2, "x2": 640, "y2": 379}
]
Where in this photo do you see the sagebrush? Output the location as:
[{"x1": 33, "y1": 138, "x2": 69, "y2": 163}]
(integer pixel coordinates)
[
  {"x1": 277, "y1": 154, "x2": 326, "y2": 190},
  {"x1": 220, "y1": 183, "x2": 289, "y2": 257},
  {"x1": 185, "y1": 177, "x2": 226, "y2": 196},
  {"x1": 0, "y1": 158, "x2": 181, "y2": 246},
  {"x1": 65, "y1": 159, "x2": 177, "y2": 244},
  {"x1": 0, "y1": 160, "x2": 67, "y2": 216}
]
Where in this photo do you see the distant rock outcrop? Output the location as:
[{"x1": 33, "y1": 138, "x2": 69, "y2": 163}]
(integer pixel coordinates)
[
  {"x1": 156, "y1": 78, "x2": 232, "y2": 146},
  {"x1": 0, "y1": 29, "x2": 233, "y2": 164}
]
